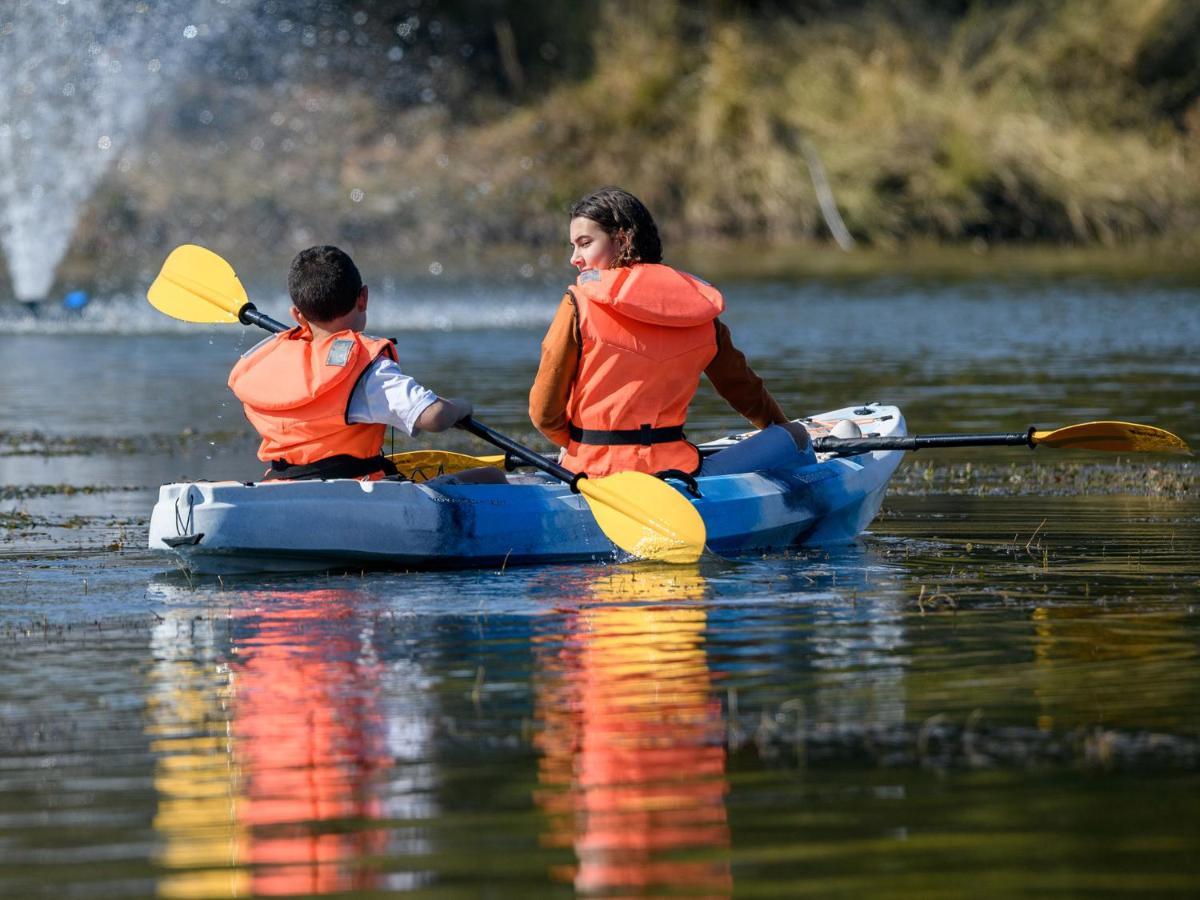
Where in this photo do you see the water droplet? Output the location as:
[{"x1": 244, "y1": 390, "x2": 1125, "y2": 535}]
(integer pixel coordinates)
[
  {"x1": 182, "y1": 24, "x2": 198, "y2": 39},
  {"x1": 350, "y1": 188, "x2": 364, "y2": 203},
  {"x1": 429, "y1": 261, "x2": 443, "y2": 276},
  {"x1": 97, "y1": 135, "x2": 112, "y2": 150}
]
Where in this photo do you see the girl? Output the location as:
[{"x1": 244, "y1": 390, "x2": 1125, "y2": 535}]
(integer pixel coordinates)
[{"x1": 529, "y1": 187, "x2": 812, "y2": 478}]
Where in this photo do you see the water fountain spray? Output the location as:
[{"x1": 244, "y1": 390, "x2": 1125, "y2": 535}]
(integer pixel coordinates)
[{"x1": 0, "y1": 0, "x2": 237, "y2": 304}]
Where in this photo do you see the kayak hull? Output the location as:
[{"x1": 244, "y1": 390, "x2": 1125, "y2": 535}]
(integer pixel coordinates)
[{"x1": 149, "y1": 404, "x2": 904, "y2": 575}]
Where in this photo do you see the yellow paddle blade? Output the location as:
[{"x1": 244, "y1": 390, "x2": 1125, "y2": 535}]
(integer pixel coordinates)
[
  {"x1": 1031, "y1": 421, "x2": 1191, "y2": 454},
  {"x1": 147, "y1": 244, "x2": 247, "y2": 324},
  {"x1": 577, "y1": 471, "x2": 707, "y2": 564},
  {"x1": 386, "y1": 450, "x2": 506, "y2": 482}
]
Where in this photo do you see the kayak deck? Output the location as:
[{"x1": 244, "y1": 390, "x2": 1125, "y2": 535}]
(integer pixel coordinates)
[{"x1": 149, "y1": 404, "x2": 905, "y2": 575}]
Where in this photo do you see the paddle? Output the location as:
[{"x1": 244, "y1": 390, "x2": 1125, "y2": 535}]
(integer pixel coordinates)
[
  {"x1": 147, "y1": 244, "x2": 707, "y2": 563},
  {"x1": 387, "y1": 449, "x2": 506, "y2": 482},
  {"x1": 811, "y1": 422, "x2": 1190, "y2": 455}
]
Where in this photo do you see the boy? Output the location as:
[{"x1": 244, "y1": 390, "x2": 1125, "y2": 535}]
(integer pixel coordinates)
[{"x1": 229, "y1": 245, "x2": 500, "y2": 482}]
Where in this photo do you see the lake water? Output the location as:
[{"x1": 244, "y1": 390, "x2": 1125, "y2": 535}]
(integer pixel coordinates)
[{"x1": 1, "y1": 275, "x2": 1198, "y2": 896}]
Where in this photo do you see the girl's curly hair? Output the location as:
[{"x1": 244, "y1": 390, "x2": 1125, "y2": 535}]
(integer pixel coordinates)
[{"x1": 569, "y1": 187, "x2": 663, "y2": 267}]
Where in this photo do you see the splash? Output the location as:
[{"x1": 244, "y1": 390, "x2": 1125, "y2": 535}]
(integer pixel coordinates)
[{"x1": 0, "y1": 0, "x2": 234, "y2": 301}]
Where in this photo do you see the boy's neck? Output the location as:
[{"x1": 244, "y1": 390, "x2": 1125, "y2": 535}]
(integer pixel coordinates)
[
  {"x1": 305, "y1": 320, "x2": 357, "y2": 341},
  {"x1": 300, "y1": 307, "x2": 363, "y2": 341}
]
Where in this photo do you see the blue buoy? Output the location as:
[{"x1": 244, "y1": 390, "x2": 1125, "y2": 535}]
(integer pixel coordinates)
[{"x1": 63, "y1": 290, "x2": 90, "y2": 312}]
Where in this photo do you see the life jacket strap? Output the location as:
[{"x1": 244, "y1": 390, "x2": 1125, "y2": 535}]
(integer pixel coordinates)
[
  {"x1": 568, "y1": 422, "x2": 686, "y2": 446},
  {"x1": 267, "y1": 453, "x2": 401, "y2": 481}
]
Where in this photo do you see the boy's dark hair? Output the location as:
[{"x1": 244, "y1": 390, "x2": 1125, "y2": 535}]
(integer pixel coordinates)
[
  {"x1": 569, "y1": 187, "x2": 663, "y2": 267},
  {"x1": 287, "y1": 245, "x2": 363, "y2": 322}
]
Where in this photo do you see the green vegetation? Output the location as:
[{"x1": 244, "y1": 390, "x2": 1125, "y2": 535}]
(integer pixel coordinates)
[{"x1": 65, "y1": 0, "x2": 1200, "y2": 280}]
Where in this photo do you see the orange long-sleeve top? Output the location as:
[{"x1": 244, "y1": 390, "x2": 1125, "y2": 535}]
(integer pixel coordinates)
[{"x1": 529, "y1": 293, "x2": 788, "y2": 447}]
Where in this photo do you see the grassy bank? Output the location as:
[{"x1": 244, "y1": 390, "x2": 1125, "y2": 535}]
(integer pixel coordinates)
[{"x1": 54, "y1": 0, "x2": 1200, "y2": 287}]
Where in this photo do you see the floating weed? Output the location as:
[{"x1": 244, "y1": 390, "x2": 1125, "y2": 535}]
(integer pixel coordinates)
[
  {"x1": 1025, "y1": 518, "x2": 1047, "y2": 556},
  {"x1": 173, "y1": 558, "x2": 194, "y2": 591},
  {"x1": 891, "y1": 459, "x2": 1196, "y2": 500},
  {"x1": 1, "y1": 510, "x2": 36, "y2": 531}
]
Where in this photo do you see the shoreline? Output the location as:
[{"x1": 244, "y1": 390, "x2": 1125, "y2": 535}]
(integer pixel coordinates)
[{"x1": 18, "y1": 236, "x2": 1200, "y2": 304}]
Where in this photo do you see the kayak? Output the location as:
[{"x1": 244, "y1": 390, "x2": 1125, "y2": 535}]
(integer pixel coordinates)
[{"x1": 149, "y1": 404, "x2": 905, "y2": 575}]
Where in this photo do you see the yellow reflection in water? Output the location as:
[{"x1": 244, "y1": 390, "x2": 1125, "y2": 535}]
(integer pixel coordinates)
[
  {"x1": 147, "y1": 613, "x2": 248, "y2": 898},
  {"x1": 534, "y1": 565, "x2": 732, "y2": 896},
  {"x1": 148, "y1": 591, "x2": 395, "y2": 897},
  {"x1": 1030, "y1": 604, "x2": 1193, "y2": 730}
]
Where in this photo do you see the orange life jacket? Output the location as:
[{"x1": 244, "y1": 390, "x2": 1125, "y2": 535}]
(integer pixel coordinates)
[
  {"x1": 563, "y1": 265, "x2": 723, "y2": 477},
  {"x1": 228, "y1": 327, "x2": 397, "y2": 466}
]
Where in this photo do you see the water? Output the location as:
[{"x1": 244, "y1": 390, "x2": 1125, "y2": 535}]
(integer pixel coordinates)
[{"x1": 1, "y1": 277, "x2": 1198, "y2": 896}]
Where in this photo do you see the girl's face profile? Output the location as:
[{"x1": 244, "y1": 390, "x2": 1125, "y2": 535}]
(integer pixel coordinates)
[{"x1": 569, "y1": 216, "x2": 618, "y2": 272}]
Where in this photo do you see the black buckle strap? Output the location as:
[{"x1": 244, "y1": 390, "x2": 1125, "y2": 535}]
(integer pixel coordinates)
[
  {"x1": 568, "y1": 422, "x2": 686, "y2": 447},
  {"x1": 267, "y1": 453, "x2": 400, "y2": 481},
  {"x1": 654, "y1": 468, "x2": 702, "y2": 498}
]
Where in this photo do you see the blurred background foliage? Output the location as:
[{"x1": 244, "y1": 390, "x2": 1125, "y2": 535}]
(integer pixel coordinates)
[{"x1": 60, "y1": 0, "x2": 1200, "y2": 277}]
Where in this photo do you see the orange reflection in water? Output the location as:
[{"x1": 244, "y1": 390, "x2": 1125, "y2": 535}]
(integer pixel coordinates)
[
  {"x1": 534, "y1": 567, "x2": 733, "y2": 896},
  {"x1": 230, "y1": 591, "x2": 391, "y2": 896}
]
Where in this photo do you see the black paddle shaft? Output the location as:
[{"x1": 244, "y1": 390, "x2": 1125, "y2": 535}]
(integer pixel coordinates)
[
  {"x1": 238, "y1": 303, "x2": 289, "y2": 334},
  {"x1": 812, "y1": 429, "x2": 1036, "y2": 454},
  {"x1": 457, "y1": 417, "x2": 581, "y2": 487}
]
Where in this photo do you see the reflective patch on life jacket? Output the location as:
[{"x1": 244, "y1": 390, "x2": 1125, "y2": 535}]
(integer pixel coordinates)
[
  {"x1": 326, "y1": 339, "x2": 354, "y2": 367},
  {"x1": 577, "y1": 269, "x2": 601, "y2": 284},
  {"x1": 240, "y1": 333, "x2": 277, "y2": 359}
]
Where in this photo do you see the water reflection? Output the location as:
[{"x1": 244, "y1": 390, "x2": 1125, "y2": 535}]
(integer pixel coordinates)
[
  {"x1": 147, "y1": 611, "x2": 247, "y2": 898},
  {"x1": 1030, "y1": 605, "x2": 1199, "y2": 732},
  {"x1": 147, "y1": 589, "x2": 435, "y2": 896},
  {"x1": 533, "y1": 566, "x2": 733, "y2": 896}
]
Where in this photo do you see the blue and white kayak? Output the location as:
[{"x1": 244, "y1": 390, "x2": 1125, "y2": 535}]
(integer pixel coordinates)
[{"x1": 148, "y1": 404, "x2": 905, "y2": 575}]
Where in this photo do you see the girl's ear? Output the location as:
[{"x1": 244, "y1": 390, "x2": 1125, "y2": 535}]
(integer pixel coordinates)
[
  {"x1": 615, "y1": 229, "x2": 633, "y2": 265},
  {"x1": 290, "y1": 305, "x2": 306, "y2": 326}
]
